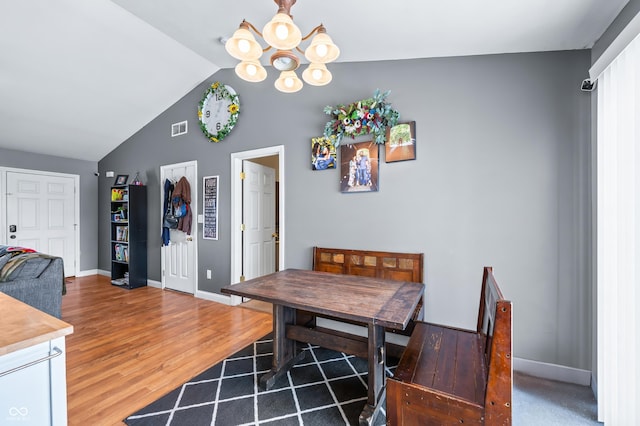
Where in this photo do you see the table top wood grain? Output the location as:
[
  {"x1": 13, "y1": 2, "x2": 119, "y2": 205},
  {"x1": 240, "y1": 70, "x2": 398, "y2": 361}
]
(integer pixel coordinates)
[{"x1": 222, "y1": 269, "x2": 425, "y2": 330}]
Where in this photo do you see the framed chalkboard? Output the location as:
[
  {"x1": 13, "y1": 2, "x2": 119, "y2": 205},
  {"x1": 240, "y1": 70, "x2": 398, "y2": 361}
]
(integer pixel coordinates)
[{"x1": 203, "y1": 175, "x2": 219, "y2": 240}]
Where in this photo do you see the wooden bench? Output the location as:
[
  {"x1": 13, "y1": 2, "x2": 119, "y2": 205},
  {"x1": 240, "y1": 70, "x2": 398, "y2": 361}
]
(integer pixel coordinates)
[
  {"x1": 306, "y1": 247, "x2": 423, "y2": 325},
  {"x1": 387, "y1": 266, "x2": 512, "y2": 425},
  {"x1": 294, "y1": 247, "x2": 425, "y2": 359},
  {"x1": 312, "y1": 246, "x2": 424, "y2": 324}
]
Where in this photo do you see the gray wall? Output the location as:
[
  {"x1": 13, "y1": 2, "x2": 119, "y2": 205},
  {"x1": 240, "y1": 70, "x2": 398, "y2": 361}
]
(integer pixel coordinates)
[
  {"x1": 98, "y1": 50, "x2": 592, "y2": 370},
  {"x1": 0, "y1": 147, "x2": 99, "y2": 272}
]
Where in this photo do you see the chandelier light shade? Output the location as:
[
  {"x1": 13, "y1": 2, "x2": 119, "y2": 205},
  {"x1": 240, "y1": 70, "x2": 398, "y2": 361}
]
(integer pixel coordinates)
[
  {"x1": 304, "y1": 27, "x2": 340, "y2": 64},
  {"x1": 275, "y1": 70, "x2": 303, "y2": 93},
  {"x1": 224, "y1": 0, "x2": 339, "y2": 93},
  {"x1": 235, "y1": 60, "x2": 268, "y2": 82},
  {"x1": 302, "y1": 63, "x2": 332, "y2": 86},
  {"x1": 225, "y1": 22, "x2": 263, "y2": 61},
  {"x1": 262, "y1": 13, "x2": 302, "y2": 50}
]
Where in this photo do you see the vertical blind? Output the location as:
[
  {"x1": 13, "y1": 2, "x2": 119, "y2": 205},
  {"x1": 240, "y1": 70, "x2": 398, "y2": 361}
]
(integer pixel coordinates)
[{"x1": 596, "y1": 29, "x2": 640, "y2": 424}]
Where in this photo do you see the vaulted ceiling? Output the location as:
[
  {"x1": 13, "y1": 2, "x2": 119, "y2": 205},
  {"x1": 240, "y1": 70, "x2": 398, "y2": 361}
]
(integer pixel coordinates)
[{"x1": 0, "y1": 0, "x2": 629, "y2": 161}]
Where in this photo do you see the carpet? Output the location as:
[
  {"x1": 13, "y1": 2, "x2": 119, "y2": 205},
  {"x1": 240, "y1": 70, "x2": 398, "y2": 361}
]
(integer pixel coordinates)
[{"x1": 125, "y1": 334, "x2": 397, "y2": 425}]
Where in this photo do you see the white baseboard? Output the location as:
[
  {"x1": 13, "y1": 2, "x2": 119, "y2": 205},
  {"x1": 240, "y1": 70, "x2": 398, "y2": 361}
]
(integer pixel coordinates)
[
  {"x1": 196, "y1": 290, "x2": 233, "y2": 305},
  {"x1": 513, "y1": 357, "x2": 591, "y2": 386},
  {"x1": 147, "y1": 279, "x2": 161, "y2": 289},
  {"x1": 97, "y1": 269, "x2": 110, "y2": 276},
  {"x1": 77, "y1": 269, "x2": 101, "y2": 277}
]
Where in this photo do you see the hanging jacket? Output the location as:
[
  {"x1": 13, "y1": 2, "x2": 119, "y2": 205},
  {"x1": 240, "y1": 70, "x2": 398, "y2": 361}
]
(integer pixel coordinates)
[
  {"x1": 178, "y1": 203, "x2": 193, "y2": 236},
  {"x1": 172, "y1": 176, "x2": 192, "y2": 235},
  {"x1": 173, "y1": 176, "x2": 191, "y2": 204},
  {"x1": 162, "y1": 179, "x2": 174, "y2": 246}
]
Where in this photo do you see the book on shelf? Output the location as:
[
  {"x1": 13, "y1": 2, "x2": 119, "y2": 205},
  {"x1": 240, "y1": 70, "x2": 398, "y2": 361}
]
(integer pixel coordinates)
[
  {"x1": 111, "y1": 188, "x2": 125, "y2": 201},
  {"x1": 116, "y1": 226, "x2": 128, "y2": 242},
  {"x1": 114, "y1": 244, "x2": 129, "y2": 262}
]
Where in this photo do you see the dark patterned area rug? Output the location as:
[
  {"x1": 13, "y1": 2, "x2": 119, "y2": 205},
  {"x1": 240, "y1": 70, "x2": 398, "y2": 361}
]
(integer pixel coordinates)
[{"x1": 125, "y1": 334, "x2": 396, "y2": 425}]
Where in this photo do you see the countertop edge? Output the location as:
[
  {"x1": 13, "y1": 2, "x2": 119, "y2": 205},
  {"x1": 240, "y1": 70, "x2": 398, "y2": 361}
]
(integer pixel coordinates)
[{"x1": 0, "y1": 292, "x2": 74, "y2": 356}]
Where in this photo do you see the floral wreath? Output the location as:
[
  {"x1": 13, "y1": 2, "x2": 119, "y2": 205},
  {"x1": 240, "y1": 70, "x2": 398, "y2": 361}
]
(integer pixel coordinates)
[
  {"x1": 197, "y1": 82, "x2": 240, "y2": 143},
  {"x1": 323, "y1": 89, "x2": 399, "y2": 147}
]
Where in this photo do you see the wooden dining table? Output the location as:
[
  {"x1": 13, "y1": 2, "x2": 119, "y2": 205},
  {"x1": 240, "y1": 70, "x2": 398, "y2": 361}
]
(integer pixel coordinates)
[{"x1": 221, "y1": 268, "x2": 425, "y2": 425}]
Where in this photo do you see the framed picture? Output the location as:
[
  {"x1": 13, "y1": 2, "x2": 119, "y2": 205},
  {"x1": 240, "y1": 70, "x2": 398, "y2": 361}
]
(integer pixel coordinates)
[
  {"x1": 340, "y1": 141, "x2": 379, "y2": 193},
  {"x1": 115, "y1": 174, "x2": 128, "y2": 186},
  {"x1": 311, "y1": 136, "x2": 337, "y2": 170},
  {"x1": 202, "y1": 175, "x2": 219, "y2": 240},
  {"x1": 385, "y1": 121, "x2": 416, "y2": 163}
]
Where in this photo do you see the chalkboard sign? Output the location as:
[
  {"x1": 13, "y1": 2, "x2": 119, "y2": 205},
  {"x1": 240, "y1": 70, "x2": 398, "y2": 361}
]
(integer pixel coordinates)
[{"x1": 203, "y1": 175, "x2": 219, "y2": 240}]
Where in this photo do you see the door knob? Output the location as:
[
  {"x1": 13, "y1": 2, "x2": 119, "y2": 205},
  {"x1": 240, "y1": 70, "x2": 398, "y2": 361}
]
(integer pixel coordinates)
[{"x1": 10, "y1": 235, "x2": 16, "y2": 239}]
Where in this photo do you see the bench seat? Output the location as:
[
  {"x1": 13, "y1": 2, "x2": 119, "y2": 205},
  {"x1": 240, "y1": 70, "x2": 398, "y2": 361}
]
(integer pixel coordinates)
[
  {"x1": 389, "y1": 322, "x2": 487, "y2": 423},
  {"x1": 387, "y1": 267, "x2": 512, "y2": 425}
]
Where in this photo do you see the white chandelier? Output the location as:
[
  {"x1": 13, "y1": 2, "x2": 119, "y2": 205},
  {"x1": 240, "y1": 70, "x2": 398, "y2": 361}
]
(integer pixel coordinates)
[{"x1": 224, "y1": 0, "x2": 340, "y2": 93}]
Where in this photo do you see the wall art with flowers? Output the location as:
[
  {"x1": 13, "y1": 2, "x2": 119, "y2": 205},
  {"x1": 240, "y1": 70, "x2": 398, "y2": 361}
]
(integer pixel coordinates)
[{"x1": 324, "y1": 89, "x2": 400, "y2": 147}]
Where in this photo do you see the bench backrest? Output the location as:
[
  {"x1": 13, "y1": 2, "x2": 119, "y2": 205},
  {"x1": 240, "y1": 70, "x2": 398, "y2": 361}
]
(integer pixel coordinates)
[
  {"x1": 477, "y1": 266, "x2": 512, "y2": 422},
  {"x1": 313, "y1": 246, "x2": 424, "y2": 320},
  {"x1": 313, "y1": 247, "x2": 423, "y2": 282}
]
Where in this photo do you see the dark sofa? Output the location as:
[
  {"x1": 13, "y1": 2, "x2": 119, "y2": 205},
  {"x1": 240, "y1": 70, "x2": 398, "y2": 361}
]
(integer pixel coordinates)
[{"x1": 0, "y1": 246, "x2": 65, "y2": 318}]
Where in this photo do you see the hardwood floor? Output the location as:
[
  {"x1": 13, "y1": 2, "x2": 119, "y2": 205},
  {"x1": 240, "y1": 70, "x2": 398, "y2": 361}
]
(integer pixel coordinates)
[{"x1": 61, "y1": 275, "x2": 273, "y2": 425}]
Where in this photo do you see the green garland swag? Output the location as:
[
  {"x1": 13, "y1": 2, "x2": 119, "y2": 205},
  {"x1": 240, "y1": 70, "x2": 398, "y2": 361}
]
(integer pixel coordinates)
[{"x1": 323, "y1": 89, "x2": 399, "y2": 147}]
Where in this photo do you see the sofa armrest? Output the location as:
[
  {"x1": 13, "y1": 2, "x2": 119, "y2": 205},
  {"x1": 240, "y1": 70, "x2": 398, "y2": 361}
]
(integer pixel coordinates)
[{"x1": 0, "y1": 257, "x2": 64, "y2": 318}]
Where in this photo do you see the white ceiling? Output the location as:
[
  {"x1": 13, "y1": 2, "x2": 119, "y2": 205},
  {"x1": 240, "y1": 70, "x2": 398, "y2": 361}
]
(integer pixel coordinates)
[{"x1": 0, "y1": 0, "x2": 629, "y2": 161}]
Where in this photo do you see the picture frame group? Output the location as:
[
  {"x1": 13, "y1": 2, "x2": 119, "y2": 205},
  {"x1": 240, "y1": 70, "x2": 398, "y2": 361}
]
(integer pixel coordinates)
[{"x1": 311, "y1": 121, "x2": 417, "y2": 193}]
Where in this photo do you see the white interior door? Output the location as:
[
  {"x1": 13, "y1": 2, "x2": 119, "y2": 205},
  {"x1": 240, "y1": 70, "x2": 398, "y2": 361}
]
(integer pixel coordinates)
[
  {"x1": 242, "y1": 160, "x2": 276, "y2": 281},
  {"x1": 5, "y1": 171, "x2": 76, "y2": 276},
  {"x1": 160, "y1": 161, "x2": 197, "y2": 294}
]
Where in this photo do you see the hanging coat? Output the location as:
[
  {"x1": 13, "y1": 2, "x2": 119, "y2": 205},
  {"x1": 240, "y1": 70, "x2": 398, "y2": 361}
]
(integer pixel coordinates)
[
  {"x1": 172, "y1": 176, "x2": 192, "y2": 235},
  {"x1": 173, "y1": 176, "x2": 191, "y2": 204},
  {"x1": 161, "y1": 179, "x2": 174, "y2": 246},
  {"x1": 178, "y1": 203, "x2": 193, "y2": 236}
]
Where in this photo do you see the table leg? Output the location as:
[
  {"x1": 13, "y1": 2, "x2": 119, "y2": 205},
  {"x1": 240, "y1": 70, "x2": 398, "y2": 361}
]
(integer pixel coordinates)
[
  {"x1": 359, "y1": 323, "x2": 386, "y2": 425},
  {"x1": 259, "y1": 304, "x2": 303, "y2": 390}
]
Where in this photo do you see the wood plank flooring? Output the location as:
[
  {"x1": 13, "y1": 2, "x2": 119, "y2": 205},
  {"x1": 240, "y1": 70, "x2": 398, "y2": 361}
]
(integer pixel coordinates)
[{"x1": 61, "y1": 275, "x2": 273, "y2": 425}]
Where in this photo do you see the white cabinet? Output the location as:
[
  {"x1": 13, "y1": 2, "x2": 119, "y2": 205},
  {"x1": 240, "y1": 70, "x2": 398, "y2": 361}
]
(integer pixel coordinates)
[
  {"x1": 0, "y1": 292, "x2": 73, "y2": 426},
  {"x1": 0, "y1": 337, "x2": 68, "y2": 425}
]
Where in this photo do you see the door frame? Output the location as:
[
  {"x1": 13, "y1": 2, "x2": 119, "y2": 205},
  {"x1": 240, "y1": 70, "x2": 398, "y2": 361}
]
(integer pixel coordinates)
[
  {"x1": 160, "y1": 160, "x2": 198, "y2": 294},
  {"x1": 0, "y1": 166, "x2": 80, "y2": 276},
  {"x1": 230, "y1": 145, "x2": 285, "y2": 306}
]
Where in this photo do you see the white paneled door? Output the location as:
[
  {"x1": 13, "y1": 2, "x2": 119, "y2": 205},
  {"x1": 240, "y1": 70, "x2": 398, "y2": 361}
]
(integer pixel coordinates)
[
  {"x1": 5, "y1": 171, "x2": 76, "y2": 276},
  {"x1": 242, "y1": 160, "x2": 276, "y2": 281},
  {"x1": 160, "y1": 161, "x2": 197, "y2": 294}
]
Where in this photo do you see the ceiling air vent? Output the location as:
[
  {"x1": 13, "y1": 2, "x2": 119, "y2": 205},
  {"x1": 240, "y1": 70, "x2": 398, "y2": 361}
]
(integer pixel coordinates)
[{"x1": 171, "y1": 121, "x2": 188, "y2": 137}]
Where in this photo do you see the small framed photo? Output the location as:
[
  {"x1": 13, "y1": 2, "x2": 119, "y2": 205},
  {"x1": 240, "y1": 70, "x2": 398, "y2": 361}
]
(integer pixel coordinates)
[
  {"x1": 385, "y1": 121, "x2": 416, "y2": 163},
  {"x1": 340, "y1": 141, "x2": 379, "y2": 193},
  {"x1": 115, "y1": 174, "x2": 128, "y2": 186},
  {"x1": 311, "y1": 136, "x2": 337, "y2": 170}
]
